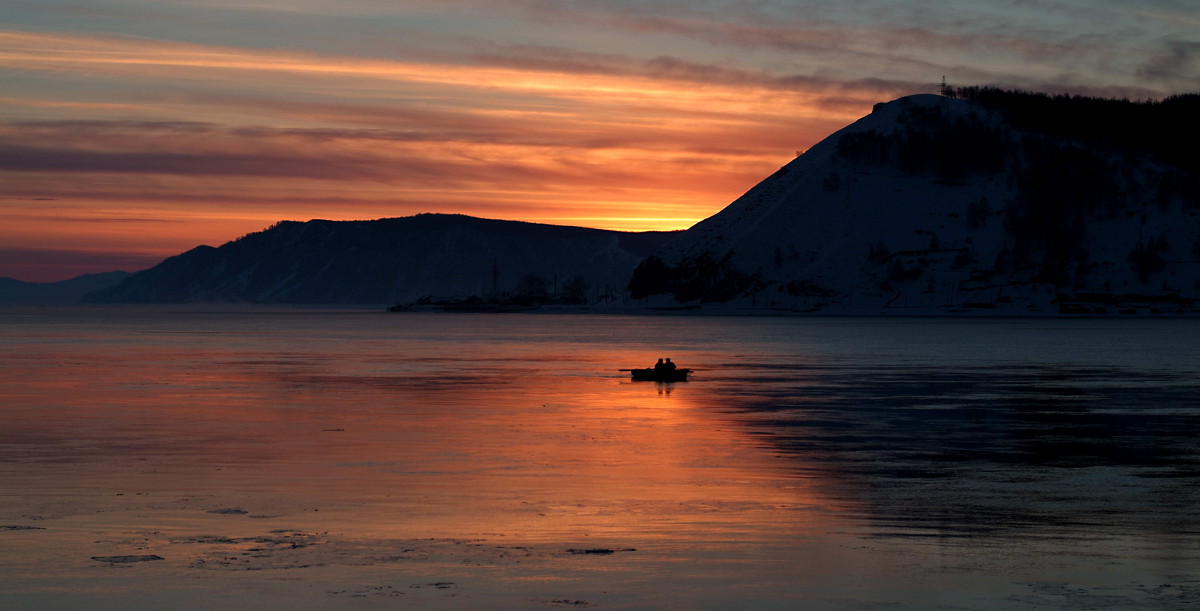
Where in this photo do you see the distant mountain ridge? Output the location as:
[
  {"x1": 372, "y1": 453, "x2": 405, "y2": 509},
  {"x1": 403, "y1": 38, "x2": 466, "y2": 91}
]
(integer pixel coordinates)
[
  {"x1": 629, "y1": 90, "x2": 1200, "y2": 314},
  {"x1": 84, "y1": 214, "x2": 677, "y2": 304},
  {"x1": 0, "y1": 271, "x2": 130, "y2": 306},
  {"x1": 80, "y1": 89, "x2": 1200, "y2": 313}
]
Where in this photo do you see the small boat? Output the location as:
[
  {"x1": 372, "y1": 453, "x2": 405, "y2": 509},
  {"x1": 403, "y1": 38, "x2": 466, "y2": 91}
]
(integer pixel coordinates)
[{"x1": 622, "y1": 368, "x2": 692, "y2": 382}]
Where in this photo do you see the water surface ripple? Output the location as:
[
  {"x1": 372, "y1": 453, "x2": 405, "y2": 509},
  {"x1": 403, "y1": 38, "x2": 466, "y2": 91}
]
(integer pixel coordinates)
[{"x1": 1, "y1": 310, "x2": 1197, "y2": 609}]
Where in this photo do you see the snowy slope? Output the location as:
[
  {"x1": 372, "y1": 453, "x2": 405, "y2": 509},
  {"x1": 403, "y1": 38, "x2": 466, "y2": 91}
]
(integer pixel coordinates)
[
  {"x1": 85, "y1": 214, "x2": 676, "y2": 304},
  {"x1": 636, "y1": 94, "x2": 1200, "y2": 314}
]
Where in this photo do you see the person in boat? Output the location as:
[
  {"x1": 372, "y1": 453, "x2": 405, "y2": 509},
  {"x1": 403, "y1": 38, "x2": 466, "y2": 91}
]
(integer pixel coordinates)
[
  {"x1": 663, "y1": 358, "x2": 677, "y2": 371},
  {"x1": 652, "y1": 358, "x2": 665, "y2": 372}
]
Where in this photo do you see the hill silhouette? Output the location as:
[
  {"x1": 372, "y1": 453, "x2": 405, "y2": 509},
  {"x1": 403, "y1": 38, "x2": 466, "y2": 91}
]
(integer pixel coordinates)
[
  {"x1": 85, "y1": 214, "x2": 676, "y2": 305},
  {"x1": 629, "y1": 91, "x2": 1200, "y2": 314},
  {"x1": 83, "y1": 91, "x2": 1200, "y2": 314}
]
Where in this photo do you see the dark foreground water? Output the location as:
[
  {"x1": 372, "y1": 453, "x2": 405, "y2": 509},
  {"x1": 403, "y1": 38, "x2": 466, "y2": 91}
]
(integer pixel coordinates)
[{"x1": 1, "y1": 309, "x2": 1198, "y2": 609}]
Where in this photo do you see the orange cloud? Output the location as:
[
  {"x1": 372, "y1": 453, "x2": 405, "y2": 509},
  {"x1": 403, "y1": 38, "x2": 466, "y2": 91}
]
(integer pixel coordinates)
[{"x1": 0, "y1": 29, "x2": 870, "y2": 281}]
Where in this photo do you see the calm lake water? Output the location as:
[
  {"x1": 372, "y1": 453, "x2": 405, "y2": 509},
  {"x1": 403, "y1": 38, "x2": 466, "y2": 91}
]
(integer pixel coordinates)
[{"x1": 1, "y1": 309, "x2": 1198, "y2": 609}]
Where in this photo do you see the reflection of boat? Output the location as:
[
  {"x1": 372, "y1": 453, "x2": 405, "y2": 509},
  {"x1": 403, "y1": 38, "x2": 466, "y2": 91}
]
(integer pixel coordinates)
[{"x1": 623, "y1": 368, "x2": 692, "y2": 382}]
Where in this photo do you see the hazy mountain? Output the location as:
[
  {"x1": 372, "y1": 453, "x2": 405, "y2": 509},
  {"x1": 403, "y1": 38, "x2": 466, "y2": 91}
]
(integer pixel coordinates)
[
  {"x1": 83, "y1": 214, "x2": 676, "y2": 305},
  {"x1": 629, "y1": 90, "x2": 1200, "y2": 314},
  {"x1": 0, "y1": 271, "x2": 131, "y2": 306}
]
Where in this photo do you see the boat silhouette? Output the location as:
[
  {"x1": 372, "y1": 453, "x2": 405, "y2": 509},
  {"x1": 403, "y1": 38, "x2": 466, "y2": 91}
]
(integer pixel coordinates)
[{"x1": 620, "y1": 367, "x2": 692, "y2": 382}]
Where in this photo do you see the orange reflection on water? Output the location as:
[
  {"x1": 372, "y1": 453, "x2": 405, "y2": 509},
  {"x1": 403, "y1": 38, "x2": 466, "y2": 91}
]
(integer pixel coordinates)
[
  {"x1": 8, "y1": 313, "x2": 1200, "y2": 608},
  {"x1": 264, "y1": 353, "x2": 848, "y2": 545},
  {"x1": 0, "y1": 336, "x2": 850, "y2": 552}
]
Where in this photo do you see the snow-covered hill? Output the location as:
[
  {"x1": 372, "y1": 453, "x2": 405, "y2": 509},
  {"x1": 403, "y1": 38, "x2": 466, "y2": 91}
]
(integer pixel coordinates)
[
  {"x1": 84, "y1": 214, "x2": 676, "y2": 305},
  {"x1": 81, "y1": 91, "x2": 1200, "y2": 313},
  {"x1": 631, "y1": 92, "x2": 1200, "y2": 314}
]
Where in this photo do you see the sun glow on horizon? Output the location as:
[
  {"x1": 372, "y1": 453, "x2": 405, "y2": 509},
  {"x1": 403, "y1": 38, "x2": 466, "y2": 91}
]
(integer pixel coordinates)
[
  {"x1": 0, "y1": 29, "x2": 855, "y2": 281},
  {"x1": 3, "y1": 1, "x2": 1189, "y2": 282}
]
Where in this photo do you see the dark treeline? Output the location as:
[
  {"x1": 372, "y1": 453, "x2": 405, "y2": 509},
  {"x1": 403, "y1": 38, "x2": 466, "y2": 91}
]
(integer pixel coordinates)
[
  {"x1": 834, "y1": 88, "x2": 1200, "y2": 289},
  {"x1": 627, "y1": 251, "x2": 755, "y2": 302},
  {"x1": 949, "y1": 86, "x2": 1199, "y2": 173},
  {"x1": 836, "y1": 103, "x2": 1009, "y2": 182}
]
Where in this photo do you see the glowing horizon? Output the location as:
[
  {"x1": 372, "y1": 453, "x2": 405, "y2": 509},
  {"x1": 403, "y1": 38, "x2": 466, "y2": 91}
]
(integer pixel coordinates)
[{"x1": 1, "y1": 1, "x2": 1195, "y2": 281}]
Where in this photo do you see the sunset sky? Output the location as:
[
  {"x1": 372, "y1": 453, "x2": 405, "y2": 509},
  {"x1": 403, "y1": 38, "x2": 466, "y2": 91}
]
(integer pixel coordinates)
[{"x1": 2, "y1": 1, "x2": 1197, "y2": 281}]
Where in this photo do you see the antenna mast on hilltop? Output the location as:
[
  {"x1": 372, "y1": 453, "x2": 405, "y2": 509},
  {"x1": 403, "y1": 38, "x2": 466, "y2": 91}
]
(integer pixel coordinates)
[{"x1": 938, "y1": 76, "x2": 955, "y2": 98}]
